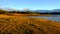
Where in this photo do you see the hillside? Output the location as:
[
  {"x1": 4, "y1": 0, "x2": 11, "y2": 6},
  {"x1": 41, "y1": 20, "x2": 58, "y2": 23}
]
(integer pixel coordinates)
[{"x1": 0, "y1": 15, "x2": 60, "y2": 34}]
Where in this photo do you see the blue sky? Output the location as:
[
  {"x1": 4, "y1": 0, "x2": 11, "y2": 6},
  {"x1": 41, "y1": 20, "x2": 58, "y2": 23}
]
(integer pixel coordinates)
[{"x1": 0, "y1": 0, "x2": 60, "y2": 10}]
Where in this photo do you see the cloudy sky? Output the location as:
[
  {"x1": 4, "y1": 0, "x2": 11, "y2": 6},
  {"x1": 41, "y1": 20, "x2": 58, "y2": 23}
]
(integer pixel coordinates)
[{"x1": 0, "y1": 0, "x2": 60, "y2": 10}]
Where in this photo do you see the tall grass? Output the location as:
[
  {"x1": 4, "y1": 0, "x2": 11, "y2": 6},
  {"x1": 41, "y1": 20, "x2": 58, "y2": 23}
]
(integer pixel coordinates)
[{"x1": 0, "y1": 15, "x2": 60, "y2": 34}]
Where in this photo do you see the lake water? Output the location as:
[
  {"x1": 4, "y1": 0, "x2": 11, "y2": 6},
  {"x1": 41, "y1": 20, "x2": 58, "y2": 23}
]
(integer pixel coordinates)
[{"x1": 29, "y1": 15, "x2": 60, "y2": 22}]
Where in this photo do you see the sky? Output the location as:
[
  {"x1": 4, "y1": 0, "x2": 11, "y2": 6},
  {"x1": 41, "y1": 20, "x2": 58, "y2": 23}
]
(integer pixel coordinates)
[{"x1": 0, "y1": 0, "x2": 60, "y2": 10}]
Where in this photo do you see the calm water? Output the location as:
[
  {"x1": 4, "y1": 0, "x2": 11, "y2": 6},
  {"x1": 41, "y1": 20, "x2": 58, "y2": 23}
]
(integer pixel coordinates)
[{"x1": 29, "y1": 15, "x2": 60, "y2": 22}]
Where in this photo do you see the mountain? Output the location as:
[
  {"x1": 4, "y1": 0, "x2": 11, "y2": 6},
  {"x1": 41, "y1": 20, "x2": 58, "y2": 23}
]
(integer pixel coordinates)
[
  {"x1": 51, "y1": 9, "x2": 60, "y2": 12},
  {"x1": 35, "y1": 9, "x2": 60, "y2": 13},
  {"x1": 0, "y1": 8, "x2": 60, "y2": 12}
]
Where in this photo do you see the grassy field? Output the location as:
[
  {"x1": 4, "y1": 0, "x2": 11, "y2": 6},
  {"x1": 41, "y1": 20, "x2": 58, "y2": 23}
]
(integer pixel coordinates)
[{"x1": 0, "y1": 14, "x2": 60, "y2": 34}]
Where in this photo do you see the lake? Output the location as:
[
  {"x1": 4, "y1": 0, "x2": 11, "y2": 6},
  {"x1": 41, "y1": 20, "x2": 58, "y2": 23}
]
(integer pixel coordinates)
[{"x1": 29, "y1": 15, "x2": 60, "y2": 22}]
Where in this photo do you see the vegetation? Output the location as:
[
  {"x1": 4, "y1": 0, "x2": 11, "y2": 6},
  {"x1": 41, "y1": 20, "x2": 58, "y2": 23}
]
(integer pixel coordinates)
[
  {"x1": 0, "y1": 15, "x2": 60, "y2": 34},
  {"x1": 0, "y1": 9, "x2": 41, "y2": 16},
  {"x1": 0, "y1": 9, "x2": 60, "y2": 34},
  {"x1": 0, "y1": 9, "x2": 9, "y2": 14}
]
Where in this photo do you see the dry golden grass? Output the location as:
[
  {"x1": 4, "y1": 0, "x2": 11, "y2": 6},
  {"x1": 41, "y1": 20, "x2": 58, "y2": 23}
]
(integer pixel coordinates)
[
  {"x1": 3, "y1": 13, "x2": 51, "y2": 16},
  {"x1": 0, "y1": 14, "x2": 60, "y2": 34}
]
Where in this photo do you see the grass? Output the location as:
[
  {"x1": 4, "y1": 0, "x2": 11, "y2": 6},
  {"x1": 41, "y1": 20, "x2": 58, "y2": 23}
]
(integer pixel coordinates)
[{"x1": 0, "y1": 14, "x2": 60, "y2": 34}]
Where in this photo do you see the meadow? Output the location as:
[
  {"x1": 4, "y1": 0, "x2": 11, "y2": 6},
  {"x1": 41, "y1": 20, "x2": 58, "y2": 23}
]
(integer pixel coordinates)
[
  {"x1": 0, "y1": 9, "x2": 60, "y2": 34},
  {"x1": 0, "y1": 14, "x2": 60, "y2": 34}
]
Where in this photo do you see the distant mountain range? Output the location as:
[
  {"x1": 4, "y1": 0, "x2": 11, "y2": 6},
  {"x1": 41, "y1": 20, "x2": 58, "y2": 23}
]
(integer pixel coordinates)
[
  {"x1": 0, "y1": 8, "x2": 60, "y2": 13},
  {"x1": 34, "y1": 9, "x2": 60, "y2": 14},
  {"x1": 0, "y1": 8, "x2": 60, "y2": 14},
  {"x1": 35, "y1": 9, "x2": 60, "y2": 13}
]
